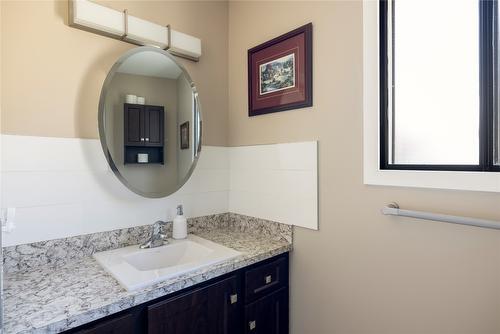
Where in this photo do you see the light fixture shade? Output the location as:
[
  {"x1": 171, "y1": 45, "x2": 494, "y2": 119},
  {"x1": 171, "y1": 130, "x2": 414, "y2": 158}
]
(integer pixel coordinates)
[
  {"x1": 69, "y1": 0, "x2": 124, "y2": 37},
  {"x1": 170, "y1": 30, "x2": 202, "y2": 60},
  {"x1": 125, "y1": 15, "x2": 168, "y2": 49},
  {"x1": 69, "y1": 0, "x2": 202, "y2": 61}
]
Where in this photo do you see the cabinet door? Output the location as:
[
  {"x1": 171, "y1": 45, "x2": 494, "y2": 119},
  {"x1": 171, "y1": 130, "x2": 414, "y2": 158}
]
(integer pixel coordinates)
[
  {"x1": 147, "y1": 275, "x2": 241, "y2": 334},
  {"x1": 75, "y1": 313, "x2": 134, "y2": 334},
  {"x1": 244, "y1": 288, "x2": 288, "y2": 334},
  {"x1": 124, "y1": 105, "x2": 145, "y2": 146},
  {"x1": 210, "y1": 274, "x2": 242, "y2": 334},
  {"x1": 144, "y1": 106, "x2": 164, "y2": 147}
]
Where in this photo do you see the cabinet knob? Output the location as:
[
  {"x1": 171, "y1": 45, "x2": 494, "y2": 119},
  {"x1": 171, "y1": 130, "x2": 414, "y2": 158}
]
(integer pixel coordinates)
[
  {"x1": 230, "y1": 293, "x2": 238, "y2": 304},
  {"x1": 141, "y1": 138, "x2": 145, "y2": 141},
  {"x1": 249, "y1": 320, "x2": 256, "y2": 331},
  {"x1": 145, "y1": 138, "x2": 150, "y2": 141},
  {"x1": 265, "y1": 275, "x2": 272, "y2": 284}
]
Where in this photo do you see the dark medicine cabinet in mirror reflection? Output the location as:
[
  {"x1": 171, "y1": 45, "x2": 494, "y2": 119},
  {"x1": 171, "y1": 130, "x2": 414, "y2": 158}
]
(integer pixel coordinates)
[{"x1": 124, "y1": 103, "x2": 165, "y2": 164}]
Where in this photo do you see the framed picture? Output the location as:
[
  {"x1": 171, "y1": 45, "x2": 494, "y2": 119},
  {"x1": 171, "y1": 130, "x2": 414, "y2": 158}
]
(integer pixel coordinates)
[
  {"x1": 248, "y1": 23, "x2": 312, "y2": 116},
  {"x1": 180, "y1": 121, "x2": 189, "y2": 149}
]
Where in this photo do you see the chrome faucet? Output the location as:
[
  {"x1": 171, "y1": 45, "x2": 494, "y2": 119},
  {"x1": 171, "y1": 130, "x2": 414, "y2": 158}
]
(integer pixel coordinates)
[{"x1": 140, "y1": 220, "x2": 167, "y2": 249}]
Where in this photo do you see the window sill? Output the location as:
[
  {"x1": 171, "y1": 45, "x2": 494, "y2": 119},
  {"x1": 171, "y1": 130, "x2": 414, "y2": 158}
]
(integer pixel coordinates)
[{"x1": 364, "y1": 168, "x2": 500, "y2": 193}]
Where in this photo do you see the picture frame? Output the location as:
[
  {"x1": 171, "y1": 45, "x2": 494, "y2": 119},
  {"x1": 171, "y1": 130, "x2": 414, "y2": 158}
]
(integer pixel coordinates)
[
  {"x1": 248, "y1": 23, "x2": 313, "y2": 116},
  {"x1": 180, "y1": 121, "x2": 189, "y2": 149}
]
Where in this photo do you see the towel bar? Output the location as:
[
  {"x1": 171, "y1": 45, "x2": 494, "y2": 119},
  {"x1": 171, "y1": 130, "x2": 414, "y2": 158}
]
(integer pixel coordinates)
[{"x1": 382, "y1": 202, "x2": 500, "y2": 230}]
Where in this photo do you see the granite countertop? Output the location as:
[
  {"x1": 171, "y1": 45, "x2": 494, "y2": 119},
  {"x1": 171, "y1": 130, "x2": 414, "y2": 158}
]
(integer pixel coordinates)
[{"x1": 3, "y1": 229, "x2": 292, "y2": 334}]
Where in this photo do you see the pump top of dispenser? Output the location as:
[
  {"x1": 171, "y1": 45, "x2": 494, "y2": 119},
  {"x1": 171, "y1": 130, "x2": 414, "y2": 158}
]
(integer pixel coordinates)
[{"x1": 177, "y1": 205, "x2": 183, "y2": 216}]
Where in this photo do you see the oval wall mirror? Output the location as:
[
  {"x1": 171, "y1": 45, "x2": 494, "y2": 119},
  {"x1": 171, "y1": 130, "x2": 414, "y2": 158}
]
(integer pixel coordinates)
[{"x1": 98, "y1": 46, "x2": 202, "y2": 198}]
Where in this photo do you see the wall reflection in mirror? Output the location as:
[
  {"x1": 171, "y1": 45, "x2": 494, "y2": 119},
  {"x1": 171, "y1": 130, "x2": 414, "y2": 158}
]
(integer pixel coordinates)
[{"x1": 99, "y1": 47, "x2": 202, "y2": 198}]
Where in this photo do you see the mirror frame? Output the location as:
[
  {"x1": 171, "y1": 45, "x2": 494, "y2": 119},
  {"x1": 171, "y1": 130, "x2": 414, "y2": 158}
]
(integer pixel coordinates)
[{"x1": 98, "y1": 46, "x2": 202, "y2": 198}]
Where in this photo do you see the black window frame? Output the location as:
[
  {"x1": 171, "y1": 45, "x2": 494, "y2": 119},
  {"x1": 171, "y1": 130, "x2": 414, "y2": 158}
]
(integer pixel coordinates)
[{"x1": 379, "y1": 0, "x2": 500, "y2": 172}]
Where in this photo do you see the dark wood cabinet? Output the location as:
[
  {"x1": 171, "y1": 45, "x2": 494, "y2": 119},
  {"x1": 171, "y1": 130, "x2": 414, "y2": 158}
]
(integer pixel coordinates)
[
  {"x1": 124, "y1": 104, "x2": 164, "y2": 164},
  {"x1": 65, "y1": 253, "x2": 289, "y2": 334},
  {"x1": 244, "y1": 288, "x2": 288, "y2": 334},
  {"x1": 144, "y1": 106, "x2": 164, "y2": 147},
  {"x1": 74, "y1": 313, "x2": 134, "y2": 334},
  {"x1": 245, "y1": 256, "x2": 288, "y2": 303},
  {"x1": 124, "y1": 105, "x2": 143, "y2": 146},
  {"x1": 147, "y1": 275, "x2": 241, "y2": 334}
]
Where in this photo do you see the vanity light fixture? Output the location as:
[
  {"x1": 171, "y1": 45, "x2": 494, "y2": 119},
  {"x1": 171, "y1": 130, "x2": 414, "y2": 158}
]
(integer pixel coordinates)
[{"x1": 68, "y1": 0, "x2": 202, "y2": 61}]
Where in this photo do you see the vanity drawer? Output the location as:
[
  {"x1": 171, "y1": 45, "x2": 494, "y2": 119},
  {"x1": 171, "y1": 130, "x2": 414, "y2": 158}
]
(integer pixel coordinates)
[{"x1": 245, "y1": 255, "x2": 288, "y2": 303}]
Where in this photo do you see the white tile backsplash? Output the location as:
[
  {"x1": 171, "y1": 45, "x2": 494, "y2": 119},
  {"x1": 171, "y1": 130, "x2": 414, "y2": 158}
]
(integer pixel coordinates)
[
  {"x1": 2, "y1": 135, "x2": 107, "y2": 172},
  {"x1": 1, "y1": 135, "x2": 318, "y2": 246},
  {"x1": 229, "y1": 141, "x2": 317, "y2": 171},
  {"x1": 229, "y1": 141, "x2": 318, "y2": 230},
  {"x1": 1, "y1": 135, "x2": 230, "y2": 246}
]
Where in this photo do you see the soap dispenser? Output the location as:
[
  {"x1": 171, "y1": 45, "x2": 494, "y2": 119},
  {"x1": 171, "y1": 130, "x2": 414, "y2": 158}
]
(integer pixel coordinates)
[{"x1": 172, "y1": 205, "x2": 187, "y2": 239}]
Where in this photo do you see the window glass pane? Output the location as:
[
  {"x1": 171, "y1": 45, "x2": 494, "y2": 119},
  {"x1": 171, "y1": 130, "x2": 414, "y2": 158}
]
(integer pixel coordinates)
[{"x1": 391, "y1": 0, "x2": 480, "y2": 165}]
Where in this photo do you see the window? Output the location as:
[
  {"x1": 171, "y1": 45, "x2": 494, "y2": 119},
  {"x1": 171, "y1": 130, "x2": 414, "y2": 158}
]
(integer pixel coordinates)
[{"x1": 380, "y1": 0, "x2": 500, "y2": 172}]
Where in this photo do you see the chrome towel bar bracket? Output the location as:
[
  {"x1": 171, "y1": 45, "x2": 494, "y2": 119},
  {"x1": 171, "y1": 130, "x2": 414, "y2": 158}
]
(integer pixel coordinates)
[{"x1": 382, "y1": 202, "x2": 500, "y2": 230}]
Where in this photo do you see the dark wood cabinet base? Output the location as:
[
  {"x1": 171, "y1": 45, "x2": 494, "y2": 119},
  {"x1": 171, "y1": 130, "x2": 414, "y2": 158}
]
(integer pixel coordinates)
[
  {"x1": 245, "y1": 288, "x2": 288, "y2": 334},
  {"x1": 147, "y1": 275, "x2": 241, "y2": 334},
  {"x1": 65, "y1": 253, "x2": 289, "y2": 334}
]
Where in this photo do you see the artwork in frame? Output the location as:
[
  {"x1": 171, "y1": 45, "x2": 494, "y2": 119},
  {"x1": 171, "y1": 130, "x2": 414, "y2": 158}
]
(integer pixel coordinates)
[
  {"x1": 180, "y1": 121, "x2": 189, "y2": 149},
  {"x1": 248, "y1": 23, "x2": 312, "y2": 116}
]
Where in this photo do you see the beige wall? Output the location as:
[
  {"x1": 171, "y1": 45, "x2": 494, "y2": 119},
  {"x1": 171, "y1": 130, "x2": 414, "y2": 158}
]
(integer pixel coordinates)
[
  {"x1": 1, "y1": 0, "x2": 228, "y2": 146},
  {"x1": 228, "y1": 2, "x2": 500, "y2": 334}
]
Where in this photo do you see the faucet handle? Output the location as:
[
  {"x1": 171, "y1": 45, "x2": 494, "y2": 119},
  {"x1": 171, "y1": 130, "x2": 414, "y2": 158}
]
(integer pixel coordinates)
[
  {"x1": 140, "y1": 221, "x2": 167, "y2": 249},
  {"x1": 152, "y1": 221, "x2": 168, "y2": 242},
  {"x1": 151, "y1": 220, "x2": 165, "y2": 233}
]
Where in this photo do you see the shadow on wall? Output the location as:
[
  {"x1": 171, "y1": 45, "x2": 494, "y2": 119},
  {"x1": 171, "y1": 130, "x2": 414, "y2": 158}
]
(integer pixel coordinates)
[{"x1": 53, "y1": 0, "x2": 68, "y2": 25}]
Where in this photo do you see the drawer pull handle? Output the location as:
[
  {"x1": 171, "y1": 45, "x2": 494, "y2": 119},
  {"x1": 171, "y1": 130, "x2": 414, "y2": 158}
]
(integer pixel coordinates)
[
  {"x1": 249, "y1": 320, "x2": 256, "y2": 330},
  {"x1": 141, "y1": 138, "x2": 145, "y2": 141},
  {"x1": 265, "y1": 275, "x2": 272, "y2": 284},
  {"x1": 145, "y1": 138, "x2": 150, "y2": 141},
  {"x1": 230, "y1": 293, "x2": 238, "y2": 304}
]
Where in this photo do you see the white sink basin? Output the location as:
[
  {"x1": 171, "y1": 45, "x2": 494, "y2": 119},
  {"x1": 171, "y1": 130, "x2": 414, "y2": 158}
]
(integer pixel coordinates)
[{"x1": 93, "y1": 235, "x2": 241, "y2": 291}]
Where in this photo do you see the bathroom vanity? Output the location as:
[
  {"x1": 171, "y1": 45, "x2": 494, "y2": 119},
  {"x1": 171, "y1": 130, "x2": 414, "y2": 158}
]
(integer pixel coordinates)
[
  {"x1": 66, "y1": 253, "x2": 288, "y2": 334},
  {"x1": 3, "y1": 215, "x2": 292, "y2": 333}
]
